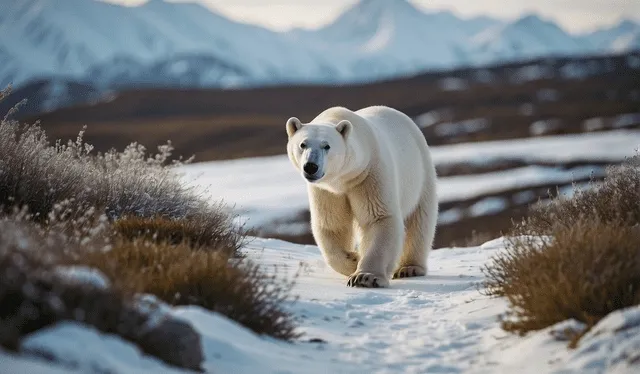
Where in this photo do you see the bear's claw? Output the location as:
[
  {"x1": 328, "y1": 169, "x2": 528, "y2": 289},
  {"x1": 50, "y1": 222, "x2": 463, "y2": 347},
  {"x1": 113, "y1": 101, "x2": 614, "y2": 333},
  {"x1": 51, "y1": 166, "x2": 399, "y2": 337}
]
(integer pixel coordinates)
[
  {"x1": 393, "y1": 265, "x2": 426, "y2": 279},
  {"x1": 347, "y1": 272, "x2": 389, "y2": 288}
]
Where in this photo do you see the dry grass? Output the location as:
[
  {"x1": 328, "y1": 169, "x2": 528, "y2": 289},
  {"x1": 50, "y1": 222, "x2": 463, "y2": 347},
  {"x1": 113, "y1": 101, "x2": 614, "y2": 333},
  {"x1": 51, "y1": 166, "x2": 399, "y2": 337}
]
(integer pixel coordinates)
[
  {"x1": 113, "y1": 214, "x2": 244, "y2": 257},
  {"x1": 0, "y1": 219, "x2": 144, "y2": 349},
  {"x1": 0, "y1": 91, "x2": 299, "y2": 371},
  {"x1": 484, "y1": 221, "x2": 640, "y2": 338},
  {"x1": 513, "y1": 155, "x2": 640, "y2": 235},
  {"x1": 79, "y1": 238, "x2": 300, "y2": 341},
  {"x1": 483, "y1": 154, "x2": 640, "y2": 343},
  {"x1": 0, "y1": 86, "x2": 233, "y2": 227}
]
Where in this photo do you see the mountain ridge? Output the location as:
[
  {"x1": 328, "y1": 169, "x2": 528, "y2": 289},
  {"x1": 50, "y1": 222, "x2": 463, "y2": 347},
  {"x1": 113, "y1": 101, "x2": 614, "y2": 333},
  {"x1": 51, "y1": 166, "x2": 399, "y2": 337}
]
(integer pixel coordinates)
[{"x1": 0, "y1": 0, "x2": 638, "y2": 91}]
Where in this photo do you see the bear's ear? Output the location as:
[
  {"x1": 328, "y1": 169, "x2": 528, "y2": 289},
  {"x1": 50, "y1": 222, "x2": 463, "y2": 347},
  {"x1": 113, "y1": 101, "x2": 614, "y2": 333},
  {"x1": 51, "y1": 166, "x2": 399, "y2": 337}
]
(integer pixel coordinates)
[
  {"x1": 286, "y1": 117, "x2": 303, "y2": 138},
  {"x1": 336, "y1": 120, "x2": 352, "y2": 139}
]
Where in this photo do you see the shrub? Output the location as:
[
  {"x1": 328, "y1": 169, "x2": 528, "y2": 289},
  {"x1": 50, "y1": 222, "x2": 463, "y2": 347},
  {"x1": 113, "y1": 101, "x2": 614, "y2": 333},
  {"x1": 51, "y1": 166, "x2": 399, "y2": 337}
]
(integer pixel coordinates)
[
  {"x1": 0, "y1": 88, "x2": 234, "y2": 228},
  {"x1": 483, "y1": 154, "x2": 640, "y2": 343},
  {"x1": 113, "y1": 214, "x2": 244, "y2": 257},
  {"x1": 513, "y1": 154, "x2": 640, "y2": 236},
  {"x1": 0, "y1": 218, "x2": 205, "y2": 371},
  {"x1": 79, "y1": 238, "x2": 300, "y2": 341},
  {"x1": 484, "y1": 220, "x2": 640, "y2": 337},
  {"x1": 0, "y1": 89, "x2": 298, "y2": 368}
]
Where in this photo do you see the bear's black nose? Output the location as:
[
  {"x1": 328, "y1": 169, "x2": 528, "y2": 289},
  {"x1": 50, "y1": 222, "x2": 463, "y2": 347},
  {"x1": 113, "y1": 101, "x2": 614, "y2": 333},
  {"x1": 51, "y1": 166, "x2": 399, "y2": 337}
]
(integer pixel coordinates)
[{"x1": 303, "y1": 162, "x2": 319, "y2": 175}]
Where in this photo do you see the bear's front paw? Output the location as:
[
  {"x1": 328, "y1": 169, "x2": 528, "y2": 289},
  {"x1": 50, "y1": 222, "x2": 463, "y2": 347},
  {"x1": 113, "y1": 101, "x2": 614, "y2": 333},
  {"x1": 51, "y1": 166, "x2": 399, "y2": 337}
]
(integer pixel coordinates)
[
  {"x1": 393, "y1": 265, "x2": 426, "y2": 279},
  {"x1": 346, "y1": 272, "x2": 389, "y2": 288}
]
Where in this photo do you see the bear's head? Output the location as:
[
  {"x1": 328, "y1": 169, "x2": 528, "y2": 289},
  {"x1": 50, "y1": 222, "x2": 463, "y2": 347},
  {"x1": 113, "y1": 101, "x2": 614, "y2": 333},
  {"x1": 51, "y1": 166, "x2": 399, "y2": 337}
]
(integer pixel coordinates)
[{"x1": 285, "y1": 117, "x2": 352, "y2": 184}]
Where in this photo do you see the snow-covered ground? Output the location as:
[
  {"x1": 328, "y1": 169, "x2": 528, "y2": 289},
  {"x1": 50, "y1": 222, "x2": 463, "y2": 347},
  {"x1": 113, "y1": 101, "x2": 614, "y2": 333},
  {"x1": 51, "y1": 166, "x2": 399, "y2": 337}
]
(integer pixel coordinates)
[
  {"x1": 179, "y1": 130, "x2": 640, "y2": 229},
  {"x1": 3, "y1": 237, "x2": 638, "y2": 373}
]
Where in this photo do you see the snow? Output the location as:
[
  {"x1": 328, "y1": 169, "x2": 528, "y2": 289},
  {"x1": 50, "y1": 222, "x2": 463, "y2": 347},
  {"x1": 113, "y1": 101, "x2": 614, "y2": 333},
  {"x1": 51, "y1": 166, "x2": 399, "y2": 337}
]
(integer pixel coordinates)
[
  {"x1": 612, "y1": 113, "x2": 640, "y2": 129},
  {"x1": 513, "y1": 64, "x2": 552, "y2": 83},
  {"x1": 468, "y1": 197, "x2": 508, "y2": 217},
  {"x1": 1, "y1": 0, "x2": 638, "y2": 89},
  {"x1": 53, "y1": 265, "x2": 110, "y2": 289},
  {"x1": 19, "y1": 322, "x2": 181, "y2": 374},
  {"x1": 179, "y1": 130, "x2": 638, "y2": 231},
  {"x1": 530, "y1": 119, "x2": 561, "y2": 136},
  {"x1": 434, "y1": 118, "x2": 489, "y2": 137},
  {"x1": 582, "y1": 117, "x2": 606, "y2": 132},
  {"x1": 430, "y1": 130, "x2": 640, "y2": 167},
  {"x1": 438, "y1": 208, "x2": 464, "y2": 224},
  {"x1": 181, "y1": 160, "x2": 602, "y2": 229},
  {"x1": 439, "y1": 77, "x2": 468, "y2": 91},
  {"x1": 5, "y1": 236, "x2": 638, "y2": 373},
  {"x1": 413, "y1": 110, "x2": 440, "y2": 128}
]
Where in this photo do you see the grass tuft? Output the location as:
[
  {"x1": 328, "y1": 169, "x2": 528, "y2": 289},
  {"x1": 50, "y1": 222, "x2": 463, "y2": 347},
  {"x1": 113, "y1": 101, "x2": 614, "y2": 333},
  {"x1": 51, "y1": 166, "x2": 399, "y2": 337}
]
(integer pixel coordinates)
[{"x1": 113, "y1": 214, "x2": 244, "y2": 257}]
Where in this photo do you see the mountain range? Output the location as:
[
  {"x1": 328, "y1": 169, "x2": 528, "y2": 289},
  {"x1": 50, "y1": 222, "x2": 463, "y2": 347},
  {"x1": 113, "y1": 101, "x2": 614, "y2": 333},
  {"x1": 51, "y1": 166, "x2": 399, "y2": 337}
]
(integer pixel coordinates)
[{"x1": 1, "y1": 0, "x2": 639, "y2": 90}]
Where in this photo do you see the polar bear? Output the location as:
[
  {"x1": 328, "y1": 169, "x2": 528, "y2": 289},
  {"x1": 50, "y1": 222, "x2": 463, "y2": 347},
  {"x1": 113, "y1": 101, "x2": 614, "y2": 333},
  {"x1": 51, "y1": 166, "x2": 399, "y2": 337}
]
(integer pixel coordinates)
[{"x1": 285, "y1": 106, "x2": 438, "y2": 288}]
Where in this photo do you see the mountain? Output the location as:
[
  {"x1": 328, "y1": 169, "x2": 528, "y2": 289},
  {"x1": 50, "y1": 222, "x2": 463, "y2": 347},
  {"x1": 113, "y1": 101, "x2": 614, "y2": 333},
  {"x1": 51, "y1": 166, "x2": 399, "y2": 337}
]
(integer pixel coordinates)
[
  {"x1": 580, "y1": 19, "x2": 640, "y2": 52},
  {"x1": 470, "y1": 14, "x2": 589, "y2": 63},
  {"x1": 0, "y1": 0, "x2": 638, "y2": 94},
  {"x1": 0, "y1": 0, "x2": 335, "y2": 88},
  {"x1": 285, "y1": 0, "x2": 504, "y2": 77}
]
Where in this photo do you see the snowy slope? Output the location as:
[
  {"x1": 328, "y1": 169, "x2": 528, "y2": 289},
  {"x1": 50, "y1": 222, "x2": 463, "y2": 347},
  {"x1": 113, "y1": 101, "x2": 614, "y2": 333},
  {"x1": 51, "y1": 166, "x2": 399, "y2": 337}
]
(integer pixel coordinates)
[
  {"x1": 179, "y1": 130, "x2": 640, "y2": 229},
  {"x1": 1, "y1": 0, "x2": 638, "y2": 89},
  {"x1": 3, "y1": 236, "x2": 639, "y2": 373}
]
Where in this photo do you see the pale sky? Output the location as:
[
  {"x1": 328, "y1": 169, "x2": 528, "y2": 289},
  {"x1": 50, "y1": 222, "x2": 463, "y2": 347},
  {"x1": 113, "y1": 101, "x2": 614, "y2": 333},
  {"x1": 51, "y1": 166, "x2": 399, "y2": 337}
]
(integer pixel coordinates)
[{"x1": 106, "y1": 0, "x2": 640, "y2": 34}]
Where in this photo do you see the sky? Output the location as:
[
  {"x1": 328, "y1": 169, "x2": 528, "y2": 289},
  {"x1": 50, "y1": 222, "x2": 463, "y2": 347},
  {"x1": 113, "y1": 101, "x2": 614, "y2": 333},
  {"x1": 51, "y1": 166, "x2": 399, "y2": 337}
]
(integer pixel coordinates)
[{"x1": 106, "y1": 0, "x2": 640, "y2": 34}]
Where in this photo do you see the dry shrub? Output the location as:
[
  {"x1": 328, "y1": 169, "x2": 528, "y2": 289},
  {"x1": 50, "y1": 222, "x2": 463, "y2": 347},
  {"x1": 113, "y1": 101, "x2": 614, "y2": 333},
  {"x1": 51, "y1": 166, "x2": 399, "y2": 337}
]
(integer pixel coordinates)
[
  {"x1": 113, "y1": 214, "x2": 244, "y2": 257},
  {"x1": 0, "y1": 88, "x2": 234, "y2": 227},
  {"x1": 0, "y1": 91, "x2": 298, "y2": 369},
  {"x1": 0, "y1": 219, "x2": 140, "y2": 350},
  {"x1": 516, "y1": 154, "x2": 640, "y2": 235},
  {"x1": 483, "y1": 154, "x2": 640, "y2": 342},
  {"x1": 80, "y1": 239, "x2": 300, "y2": 341},
  {"x1": 484, "y1": 220, "x2": 640, "y2": 336}
]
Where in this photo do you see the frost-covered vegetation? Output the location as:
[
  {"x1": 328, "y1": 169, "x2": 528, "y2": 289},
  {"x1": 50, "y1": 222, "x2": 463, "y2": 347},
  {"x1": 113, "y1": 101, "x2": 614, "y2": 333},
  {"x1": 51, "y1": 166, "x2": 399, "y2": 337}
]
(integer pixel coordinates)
[{"x1": 0, "y1": 88, "x2": 298, "y2": 371}]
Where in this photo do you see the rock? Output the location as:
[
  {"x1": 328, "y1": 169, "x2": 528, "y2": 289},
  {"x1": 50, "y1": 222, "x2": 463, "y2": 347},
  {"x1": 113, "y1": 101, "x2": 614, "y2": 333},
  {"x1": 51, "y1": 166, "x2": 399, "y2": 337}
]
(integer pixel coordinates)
[{"x1": 137, "y1": 317, "x2": 204, "y2": 372}]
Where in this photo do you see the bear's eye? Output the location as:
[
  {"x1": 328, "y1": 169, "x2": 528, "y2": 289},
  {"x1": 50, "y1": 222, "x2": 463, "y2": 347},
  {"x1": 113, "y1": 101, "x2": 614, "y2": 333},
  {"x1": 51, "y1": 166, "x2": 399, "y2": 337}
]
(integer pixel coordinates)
[
  {"x1": 300, "y1": 142, "x2": 307, "y2": 149},
  {"x1": 323, "y1": 144, "x2": 331, "y2": 151}
]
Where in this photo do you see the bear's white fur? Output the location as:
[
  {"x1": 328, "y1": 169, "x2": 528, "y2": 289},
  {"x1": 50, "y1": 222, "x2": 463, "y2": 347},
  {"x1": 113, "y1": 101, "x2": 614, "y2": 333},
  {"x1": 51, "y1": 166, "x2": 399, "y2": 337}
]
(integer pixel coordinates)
[{"x1": 285, "y1": 106, "x2": 438, "y2": 288}]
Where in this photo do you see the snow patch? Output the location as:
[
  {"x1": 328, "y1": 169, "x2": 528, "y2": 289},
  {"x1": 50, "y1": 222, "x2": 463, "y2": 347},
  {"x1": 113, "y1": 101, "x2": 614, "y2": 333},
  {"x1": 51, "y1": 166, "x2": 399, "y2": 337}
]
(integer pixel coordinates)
[
  {"x1": 438, "y1": 77, "x2": 468, "y2": 91},
  {"x1": 434, "y1": 118, "x2": 489, "y2": 137},
  {"x1": 438, "y1": 207, "x2": 464, "y2": 224},
  {"x1": 612, "y1": 113, "x2": 640, "y2": 129},
  {"x1": 469, "y1": 197, "x2": 508, "y2": 217},
  {"x1": 53, "y1": 266, "x2": 110, "y2": 289},
  {"x1": 19, "y1": 322, "x2": 179, "y2": 374},
  {"x1": 530, "y1": 118, "x2": 561, "y2": 136}
]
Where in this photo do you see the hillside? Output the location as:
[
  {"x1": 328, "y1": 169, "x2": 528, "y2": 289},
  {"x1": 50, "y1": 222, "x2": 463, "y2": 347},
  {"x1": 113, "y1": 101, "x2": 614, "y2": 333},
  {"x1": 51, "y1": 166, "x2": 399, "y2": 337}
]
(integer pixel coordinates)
[
  {"x1": 1, "y1": 0, "x2": 639, "y2": 95},
  {"x1": 4, "y1": 51, "x2": 639, "y2": 248}
]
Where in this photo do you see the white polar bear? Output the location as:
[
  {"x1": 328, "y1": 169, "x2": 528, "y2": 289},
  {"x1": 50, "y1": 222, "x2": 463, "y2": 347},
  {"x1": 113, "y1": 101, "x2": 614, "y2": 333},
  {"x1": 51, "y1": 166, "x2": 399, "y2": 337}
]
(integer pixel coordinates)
[{"x1": 285, "y1": 106, "x2": 438, "y2": 288}]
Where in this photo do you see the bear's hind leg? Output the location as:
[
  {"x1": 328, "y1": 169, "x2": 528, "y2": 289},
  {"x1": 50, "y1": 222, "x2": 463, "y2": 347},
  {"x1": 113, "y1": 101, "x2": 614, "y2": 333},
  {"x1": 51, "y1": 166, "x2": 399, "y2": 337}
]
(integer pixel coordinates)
[{"x1": 393, "y1": 195, "x2": 436, "y2": 279}]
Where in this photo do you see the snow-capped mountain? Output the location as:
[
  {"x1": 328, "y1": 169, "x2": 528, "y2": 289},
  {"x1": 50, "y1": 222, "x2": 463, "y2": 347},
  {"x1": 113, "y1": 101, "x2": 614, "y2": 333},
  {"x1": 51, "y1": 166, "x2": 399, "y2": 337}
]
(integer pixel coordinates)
[
  {"x1": 469, "y1": 14, "x2": 590, "y2": 63},
  {"x1": 0, "y1": 0, "x2": 335, "y2": 88},
  {"x1": 0, "y1": 0, "x2": 638, "y2": 90},
  {"x1": 285, "y1": 0, "x2": 504, "y2": 77},
  {"x1": 581, "y1": 20, "x2": 640, "y2": 52}
]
